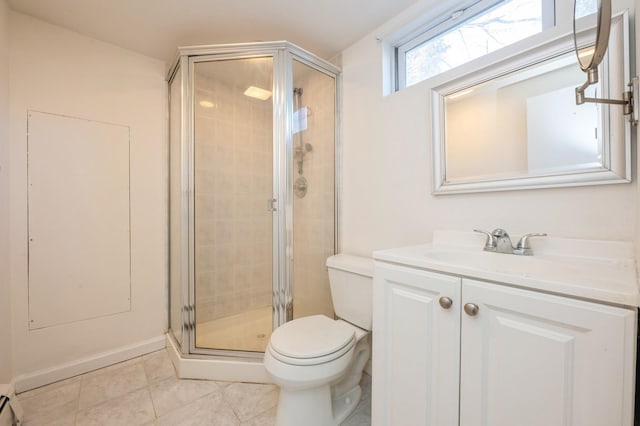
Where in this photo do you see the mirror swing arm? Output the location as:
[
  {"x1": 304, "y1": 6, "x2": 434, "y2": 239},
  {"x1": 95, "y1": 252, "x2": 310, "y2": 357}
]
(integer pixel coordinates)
[{"x1": 573, "y1": 0, "x2": 639, "y2": 125}]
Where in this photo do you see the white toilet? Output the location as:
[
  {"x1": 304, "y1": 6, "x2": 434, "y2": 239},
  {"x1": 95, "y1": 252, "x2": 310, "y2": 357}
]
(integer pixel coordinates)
[{"x1": 263, "y1": 254, "x2": 373, "y2": 426}]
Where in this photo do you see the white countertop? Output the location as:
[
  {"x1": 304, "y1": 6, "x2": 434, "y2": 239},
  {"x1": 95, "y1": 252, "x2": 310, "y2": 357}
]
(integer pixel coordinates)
[{"x1": 373, "y1": 230, "x2": 640, "y2": 308}]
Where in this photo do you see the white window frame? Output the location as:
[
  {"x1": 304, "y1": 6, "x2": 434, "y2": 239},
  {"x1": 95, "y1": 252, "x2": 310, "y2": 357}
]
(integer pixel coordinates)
[{"x1": 393, "y1": 0, "x2": 557, "y2": 91}]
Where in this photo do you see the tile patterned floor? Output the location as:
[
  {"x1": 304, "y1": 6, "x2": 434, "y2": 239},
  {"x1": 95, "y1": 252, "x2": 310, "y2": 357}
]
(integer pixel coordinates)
[{"x1": 16, "y1": 349, "x2": 372, "y2": 425}]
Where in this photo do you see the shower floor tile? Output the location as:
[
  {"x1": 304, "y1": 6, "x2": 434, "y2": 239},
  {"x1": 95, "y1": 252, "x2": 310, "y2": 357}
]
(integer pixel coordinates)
[
  {"x1": 195, "y1": 306, "x2": 272, "y2": 353},
  {"x1": 16, "y1": 348, "x2": 371, "y2": 425}
]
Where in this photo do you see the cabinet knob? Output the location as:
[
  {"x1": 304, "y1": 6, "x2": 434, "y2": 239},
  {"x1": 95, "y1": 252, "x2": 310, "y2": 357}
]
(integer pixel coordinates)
[
  {"x1": 464, "y1": 303, "x2": 479, "y2": 316},
  {"x1": 439, "y1": 296, "x2": 453, "y2": 309}
]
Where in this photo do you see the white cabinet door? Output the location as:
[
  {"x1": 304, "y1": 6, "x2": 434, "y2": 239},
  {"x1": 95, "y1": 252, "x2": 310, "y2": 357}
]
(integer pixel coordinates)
[
  {"x1": 372, "y1": 263, "x2": 461, "y2": 426},
  {"x1": 460, "y1": 279, "x2": 637, "y2": 426}
]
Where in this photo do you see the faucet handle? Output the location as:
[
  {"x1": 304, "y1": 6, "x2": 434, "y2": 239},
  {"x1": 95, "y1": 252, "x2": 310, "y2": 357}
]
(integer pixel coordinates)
[
  {"x1": 514, "y1": 233, "x2": 547, "y2": 255},
  {"x1": 474, "y1": 229, "x2": 497, "y2": 250}
]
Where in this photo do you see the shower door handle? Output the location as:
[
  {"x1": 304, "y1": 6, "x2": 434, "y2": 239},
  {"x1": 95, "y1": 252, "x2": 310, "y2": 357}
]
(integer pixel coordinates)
[
  {"x1": 286, "y1": 301, "x2": 293, "y2": 322},
  {"x1": 267, "y1": 198, "x2": 277, "y2": 212}
]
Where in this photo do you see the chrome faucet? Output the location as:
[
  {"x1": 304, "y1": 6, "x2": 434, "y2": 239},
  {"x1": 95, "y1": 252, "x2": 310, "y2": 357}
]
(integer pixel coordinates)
[{"x1": 474, "y1": 229, "x2": 547, "y2": 256}]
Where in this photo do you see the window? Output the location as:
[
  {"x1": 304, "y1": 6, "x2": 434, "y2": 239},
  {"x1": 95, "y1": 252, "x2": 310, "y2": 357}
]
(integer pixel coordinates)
[
  {"x1": 575, "y1": 0, "x2": 597, "y2": 20},
  {"x1": 394, "y1": 0, "x2": 556, "y2": 90}
]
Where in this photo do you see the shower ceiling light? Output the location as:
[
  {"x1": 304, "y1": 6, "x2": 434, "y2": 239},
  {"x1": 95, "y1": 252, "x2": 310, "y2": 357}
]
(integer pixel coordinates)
[
  {"x1": 244, "y1": 86, "x2": 272, "y2": 100},
  {"x1": 199, "y1": 100, "x2": 215, "y2": 108}
]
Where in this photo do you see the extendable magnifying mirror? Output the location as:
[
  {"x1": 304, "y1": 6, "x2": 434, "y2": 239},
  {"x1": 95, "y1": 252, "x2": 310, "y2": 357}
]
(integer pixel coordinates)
[{"x1": 573, "y1": 0, "x2": 638, "y2": 124}]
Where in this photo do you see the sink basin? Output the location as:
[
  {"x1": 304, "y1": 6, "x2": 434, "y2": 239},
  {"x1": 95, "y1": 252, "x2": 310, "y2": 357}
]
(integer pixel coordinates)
[
  {"x1": 421, "y1": 248, "x2": 630, "y2": 285},
  {"x1": 373, "y1": 231, "x2": 639, "y2": 307},
  {"x1": 422, "y1": 249, "x2": 502, "y2": 271}
]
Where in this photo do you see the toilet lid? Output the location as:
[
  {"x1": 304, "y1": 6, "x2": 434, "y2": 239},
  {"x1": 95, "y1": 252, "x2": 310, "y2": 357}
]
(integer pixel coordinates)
[{"x1": 269, "y1": 315, "x2": 356, "y2": 361}]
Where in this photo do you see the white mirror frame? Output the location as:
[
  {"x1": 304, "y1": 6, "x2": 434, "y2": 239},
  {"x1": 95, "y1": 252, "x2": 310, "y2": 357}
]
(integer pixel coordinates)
[{"x1": 432, "y1": 11, "x2": 631, "y2": 195}]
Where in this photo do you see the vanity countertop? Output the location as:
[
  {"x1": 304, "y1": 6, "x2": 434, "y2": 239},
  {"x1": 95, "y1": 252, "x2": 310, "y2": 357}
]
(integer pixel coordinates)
[{"x1": 373, "y1": 231, "x2": 640, "y2": 308}]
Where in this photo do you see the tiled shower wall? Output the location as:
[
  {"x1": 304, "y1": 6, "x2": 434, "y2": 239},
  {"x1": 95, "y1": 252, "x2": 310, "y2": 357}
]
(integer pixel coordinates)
[
  {"x1": 194, "y1": 73, "x2": 273, "y2": 325},
  {"x1": 292, "y1": 64, "x2": 336, "y2": 319}
]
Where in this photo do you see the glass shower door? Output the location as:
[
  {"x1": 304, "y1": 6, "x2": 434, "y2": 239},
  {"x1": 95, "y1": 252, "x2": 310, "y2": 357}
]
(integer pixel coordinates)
[
  {"x1": 291, "y1": 58, "x2": 337, "y2": 320},
  {"x1": 192, "y1": 57, "x2": 274, "y2": 353}
]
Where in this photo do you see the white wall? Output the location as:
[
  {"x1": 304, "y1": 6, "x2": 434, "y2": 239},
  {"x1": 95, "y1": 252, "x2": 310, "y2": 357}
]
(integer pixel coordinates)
[
  {"x1": 9, "y1": 12, "x2": 167, "y2": 378},
  {"x1": 0, "y1": 0, "x2": 11, "y2": 386},
  {"x1": 341, "y1": 1, "x2": 637, "y2": 257}
]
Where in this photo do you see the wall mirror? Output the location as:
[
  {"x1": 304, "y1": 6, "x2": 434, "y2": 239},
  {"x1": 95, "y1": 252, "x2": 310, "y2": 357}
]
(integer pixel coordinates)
[{"x1": 432, "y1": 11, "x2": 631, "y2": 194}]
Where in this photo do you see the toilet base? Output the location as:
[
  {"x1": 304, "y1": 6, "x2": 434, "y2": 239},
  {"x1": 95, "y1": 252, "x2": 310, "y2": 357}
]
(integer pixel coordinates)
[
  {"x1": 272, "y1": 337, "x2": 370, "y2": 426},
  {"x1": 332, "y1": 385, "x2": 362, "y2": 424},
  {"x1": 275, "y1": 383, "x2": 362, "y2": 426},
  {"x1": 276, "y1": 384, "x2": 334, "y2": 426},
  {"x1": 267, "y1": 324, "x2": 371, "y2": 426}
]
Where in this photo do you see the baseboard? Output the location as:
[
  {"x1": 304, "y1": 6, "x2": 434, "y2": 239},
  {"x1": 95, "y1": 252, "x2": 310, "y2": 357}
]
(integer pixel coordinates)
[
  {"x1": 14, "y1": 335, "x2": 166, "y2": 393},
  {"x1": 166, "y1": 334, "x2": 271, "y2": 383}
]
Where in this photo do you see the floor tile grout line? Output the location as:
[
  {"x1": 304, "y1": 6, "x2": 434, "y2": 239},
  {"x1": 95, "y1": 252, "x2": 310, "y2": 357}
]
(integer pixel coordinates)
[
  {"x1": 219, "y1": 384, "x2": 244, "y2": 421},
  {"x1": 78, "y1": 385, "x2": 158, "y2": 425},
  {"x1": 144, "y1": 386, "x2": 160, "y2": 421},
  {"x1": 141, "y1": 350, "x2": 178, "y2": 420},
  {"x1": 213, "y1": 386, "x2": 242, "y2": 425},
  {"x1": 72, "y1": 404, "x2": 79, "y2": 426},
  {"x1": 154, "y1": 387, "x2": 224, "y2": 423},
  {"x1": 76, "y1": 380, "x2": 152, "y2": 421},
  {"x1": 221, "y1": 383, "x2": 278, "y2": 423},
  {"x1": 74, "y1": 375, "x2": 83, "y2": 426},
  {"x1": 147, "y1": 380, "x2": 161, "y2": 420}
]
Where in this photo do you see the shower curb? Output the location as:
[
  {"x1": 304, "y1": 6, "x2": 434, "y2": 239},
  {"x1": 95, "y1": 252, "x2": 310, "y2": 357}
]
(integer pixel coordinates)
[{"x1": 166, "y1": 334, "x2": 272, "y2": 383}]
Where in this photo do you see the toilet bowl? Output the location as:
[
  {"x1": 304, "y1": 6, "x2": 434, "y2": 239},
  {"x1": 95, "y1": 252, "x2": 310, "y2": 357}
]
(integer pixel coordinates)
[{"x1": 263, "y1": 254, "x2": 373, "y2": 426}]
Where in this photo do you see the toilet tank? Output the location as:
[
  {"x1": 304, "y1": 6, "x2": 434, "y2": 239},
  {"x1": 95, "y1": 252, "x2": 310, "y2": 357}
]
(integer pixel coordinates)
[{"x1": 326, "y1": 254, "x2": 374, "y2": 331}]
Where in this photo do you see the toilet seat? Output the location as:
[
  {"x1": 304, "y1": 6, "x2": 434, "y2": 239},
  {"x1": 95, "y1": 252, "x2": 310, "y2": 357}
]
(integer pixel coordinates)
[{"x1": 268, "y1": 315, "x2": 356, "y2": 366}]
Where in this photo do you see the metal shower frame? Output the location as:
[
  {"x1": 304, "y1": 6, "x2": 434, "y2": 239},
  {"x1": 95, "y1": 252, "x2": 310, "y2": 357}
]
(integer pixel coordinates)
[{"x1": 166, "y1": 41, "x2": 342, "y2": 358}]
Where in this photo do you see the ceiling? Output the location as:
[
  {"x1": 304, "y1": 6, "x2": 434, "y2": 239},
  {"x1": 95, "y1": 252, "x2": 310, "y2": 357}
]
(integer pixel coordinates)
[{"x1": 8, "y1": 0, "x2": 421, "y2": 65}]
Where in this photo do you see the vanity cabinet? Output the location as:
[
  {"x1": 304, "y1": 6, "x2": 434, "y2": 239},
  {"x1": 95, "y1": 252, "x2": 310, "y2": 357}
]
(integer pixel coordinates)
[
  {"x1": 372, "y1": 263, "x2": 461, "y2": 426},
  {"x1": 372, "y1": 262, "x2": 637, "y2": 426}
]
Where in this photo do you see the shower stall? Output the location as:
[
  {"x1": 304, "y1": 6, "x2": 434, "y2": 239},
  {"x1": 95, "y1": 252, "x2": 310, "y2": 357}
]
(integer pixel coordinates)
[{"x1": 167, "y1": 42, "x2": 340, "y2": 376}]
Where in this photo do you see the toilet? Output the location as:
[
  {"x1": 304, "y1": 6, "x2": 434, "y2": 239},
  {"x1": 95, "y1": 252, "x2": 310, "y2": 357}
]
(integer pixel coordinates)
[{"x1": 263, "y1": 254, "x2": 373, "y2": 426}]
